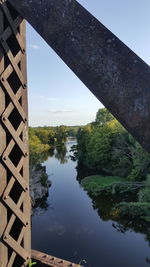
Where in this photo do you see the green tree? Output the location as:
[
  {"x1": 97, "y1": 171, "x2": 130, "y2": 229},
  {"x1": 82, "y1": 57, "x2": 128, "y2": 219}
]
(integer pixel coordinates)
[
  {"x1": 95, "y1": 108, "x2": 114, "y2": 126},
  {"x1": 76, "y1": 125, "x2": 92, "y2": 166},
  {"x1": 55, "y1": 125, "x2": 68, "y2": 145},
  {"x1": 86, "y1": 124, "x2": 113, "y2": 171},
  {"x1": 29, "y1": 129, "x2": 49, "y2": 167},
  {"x1": 35, "y1": 129, "x2": 50, "y2": 144},
  {"x1": 128, "y1": 142, "x2": 150, "y2": 181}
]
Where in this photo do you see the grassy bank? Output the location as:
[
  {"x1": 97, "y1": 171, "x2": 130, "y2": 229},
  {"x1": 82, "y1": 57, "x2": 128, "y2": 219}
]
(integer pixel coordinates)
[{"x1": 81, "y1": 175, "x2": 124, "y2": 197}]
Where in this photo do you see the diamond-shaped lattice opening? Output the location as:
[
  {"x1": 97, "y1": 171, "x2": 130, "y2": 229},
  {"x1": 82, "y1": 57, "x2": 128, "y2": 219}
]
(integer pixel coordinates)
[
  {"x1": 18, "y1": 95, "x2": 22, "y2": 105},
  {"x1": 8, "y1": 107, "x2": 23, "y2": 131},
  {"x1": 7, "y1": 169, "x2": 14, "y2": 187},
  {"x1": 7, "y1": 34, "x2": 21, "y2": 57},
  {"x1": 12, "y1": 254, "x2": 24, "y2": 267},
  {"x1": 9, "y1": 143, "x2": 23, "y2": 167},
  {"x1": 3, "y1": 54, "x2": 11, "y2": 72},
  {"x1": 19, "y1": 167, "x2": 23, "y2": 177},
  {"x1": 6, "y1": 128, "x2": 13, "y2": 146},
  {"x1": 9, "y1": 180, "x2": 23, "y2": 204},
  {"x1": 9, "y1": 217, "x2": 23, "y2": 241},
  {"x1": 18, "y1": 61, "x2": 21, "y2": 71},
  {"x1": 7, "y1": 203, "x2": 13, "y2": 225},
  {"x1": 8, "y1": 246, "x2": 24, "y2": 266},
  {"x1": 20, "y1": 203, "x2": 23, "y2": 212},
  {"x1": 8, "y1": 246, "x2": 13, "y2": 262},
  {"x1": 19, "y1": 132, "x2": 23, "y2": 142},
  {"x1": 5, "y1": 89, "x2": 11, "y2": 107},
  {"x1": 7, "y1": 70, "x2": 22, "y2": 94}
]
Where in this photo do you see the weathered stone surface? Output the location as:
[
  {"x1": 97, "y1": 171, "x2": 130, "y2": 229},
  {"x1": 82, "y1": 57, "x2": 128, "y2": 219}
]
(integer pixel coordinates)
[
  {"x1": 29, "y1": 166, "x2": 51, "y2": 207},
  {"x1": 8, "y1": 0, "x2": 150, "y2": 152}
]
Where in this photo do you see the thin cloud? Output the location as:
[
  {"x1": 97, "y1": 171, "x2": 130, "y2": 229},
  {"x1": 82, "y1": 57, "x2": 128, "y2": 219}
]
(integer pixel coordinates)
[
  {"x1": 31, "y1": 95, "x2": 56, "y2": 101},
  {"x1": 39, "y1": 95, "x2": 57, "y2": 101},
  {"x1": 29, "y1": 44, "x2": 40, "y2": 49},
  {"x1": 49, "y1": 109, "x2": 73, "y2": 114}
]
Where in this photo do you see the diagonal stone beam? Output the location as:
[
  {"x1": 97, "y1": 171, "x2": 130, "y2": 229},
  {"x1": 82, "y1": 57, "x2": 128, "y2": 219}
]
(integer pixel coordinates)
[{"x1": 8, "y1": 0, "x2": 150, "y2": 152}]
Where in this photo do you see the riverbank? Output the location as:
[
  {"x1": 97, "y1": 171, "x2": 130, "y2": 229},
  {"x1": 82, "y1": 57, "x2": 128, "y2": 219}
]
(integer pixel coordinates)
[
  {"x1": 81, "y1": 174, "x2": 138, "y2": 203},
  {"x1": 81, "y1": 175, "x2": 127, "y2": 197},
  {"x1": 81, "y1": 175, "x2": 150, "y2": 222},
  {"x1": 30, "y1": 164, "x2": 51, "y2": 207}
]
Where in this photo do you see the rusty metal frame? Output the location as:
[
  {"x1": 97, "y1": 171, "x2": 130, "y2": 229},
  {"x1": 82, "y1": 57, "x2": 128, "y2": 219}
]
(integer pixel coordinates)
[
  {"x1": 0, "y1": 1, "x2": 31, "y2": 266},
  {"x1": 32, "y1": 250, "x2": 84, "y2": 267},
  {"x1": 9, "y1": 0, "x2": 150, "y2": 153}
]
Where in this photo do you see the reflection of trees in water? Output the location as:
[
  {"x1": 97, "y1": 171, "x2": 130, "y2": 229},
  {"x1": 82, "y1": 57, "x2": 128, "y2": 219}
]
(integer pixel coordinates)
[
  {"x1": 86, "y1": 191, "x2": 150, "y2": 264},
  {"x1": 112, "y1": 220, "x2": 150, "y2": 264},
  {"x1": 76, "y1": 164, "x2": 96, "y2": 182},
  {"x1": 146, "y1": 257, "x2": 150, "y2": 264},
  {"x1": 30, "y1": 146, "x2": 66, "y2": 168},
  {"x1": 30, "y1": 150, "x2": 51, "y2": 168},
  {"x1": 32, "y1": 145, "x2": 68, "y2": 215},
  {"x1": 32, "y1": 194, "x2": 49, "y2": 216},
  {"x1": 89, "y1": 194, "x2": 150, "y2": 248},
  {"x1": 41, "y1": 151, "x2": 50, "y2": 162},
  {"x1": 49, "y1": 148, "x2": 55, "y2": 157},
  {"x1": 32, "y1": 193, "x2": 55, "y2": 216},
  {"x1": 54, "y1": 145, "x2": 68, "y2": 164},
  {"x1": 30, "y1": 151, "x2": 52, "y2": 215},
  {"x1": 37, "y1": 145, "x2": 68, "y2": 164},
  {"x1": 76, "y1": 165, "x2": 150, "y2": 252}
]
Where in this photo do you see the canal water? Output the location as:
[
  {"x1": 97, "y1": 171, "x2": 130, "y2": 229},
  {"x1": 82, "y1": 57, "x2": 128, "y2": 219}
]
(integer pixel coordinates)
[{"x1": 32, "y1": 141, "x2": 150, "y2": 267}]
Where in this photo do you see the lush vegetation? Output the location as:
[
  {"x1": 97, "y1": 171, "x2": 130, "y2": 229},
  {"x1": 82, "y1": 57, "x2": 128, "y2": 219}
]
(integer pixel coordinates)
[
  {"x1": 74, "y1": 108, "x2": 150, "y2": 222},
  {"x1": 29, "y1": 125, "x2": 79, "y2": 167},
  {"x1": 116, "y1": 175, "x2": 150, "y2": 222},
  {"x1": 75, "y1": 108, "x2": 150, "y2": 180}
]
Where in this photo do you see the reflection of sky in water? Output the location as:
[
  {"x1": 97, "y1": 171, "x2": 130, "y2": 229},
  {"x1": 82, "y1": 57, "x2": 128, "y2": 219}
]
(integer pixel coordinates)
[
  {"x1": 47, "y1": 222, "x2": 66, "y2": 236},
  {"x1": 75, "y1": 227, "x2": 93, "y2": 236},
  {"x1": 32, "y1": 142, "x2": 150, "y2": 267}
]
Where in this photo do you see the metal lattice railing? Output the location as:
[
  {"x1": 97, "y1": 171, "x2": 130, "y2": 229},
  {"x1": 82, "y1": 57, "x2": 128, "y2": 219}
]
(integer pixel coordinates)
[{"x1": 0, "y1": 1, "x2": 31, "y2": 266}]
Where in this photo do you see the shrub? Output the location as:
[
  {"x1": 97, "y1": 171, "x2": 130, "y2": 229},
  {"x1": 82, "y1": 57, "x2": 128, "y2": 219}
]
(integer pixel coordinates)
[
  {"x1": 138, "y1": 188, "x2": 150, "y2": 203},
  {"x1": 118, "y1": 202, "x2": 150, "y2": 220}
]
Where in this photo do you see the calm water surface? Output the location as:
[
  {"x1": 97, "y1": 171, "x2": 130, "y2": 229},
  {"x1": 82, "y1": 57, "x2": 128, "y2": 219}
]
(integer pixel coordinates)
[{"x1": 32, "y1": 142, "x2": 150, "y2": 267}]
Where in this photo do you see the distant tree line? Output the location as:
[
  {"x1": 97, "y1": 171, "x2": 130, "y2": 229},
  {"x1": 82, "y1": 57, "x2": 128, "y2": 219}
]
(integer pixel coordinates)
[{"x1": 29, "y1": 125, "x2": 79, "y2": 167}]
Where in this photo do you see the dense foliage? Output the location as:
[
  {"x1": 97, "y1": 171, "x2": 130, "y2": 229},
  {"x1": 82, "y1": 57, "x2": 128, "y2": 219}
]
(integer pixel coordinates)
[
  {"x1": 75, "y1": 108, "x2": 150, "y2": 222},
  {"x1": 75, "y1": 108, "x2": 150, "y2": 181}
]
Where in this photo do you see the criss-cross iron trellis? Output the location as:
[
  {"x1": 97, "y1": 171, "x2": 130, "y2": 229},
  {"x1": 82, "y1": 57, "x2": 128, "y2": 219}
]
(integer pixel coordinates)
[{"x1": 0, "y1": 2, "x2": 30, "y2": 266}]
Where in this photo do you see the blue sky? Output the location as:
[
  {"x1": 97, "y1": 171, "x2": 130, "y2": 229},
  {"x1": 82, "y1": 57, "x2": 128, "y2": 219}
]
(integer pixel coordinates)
[{"x1": 26, "y1": 0, "x2": 150, "y2": 127}]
